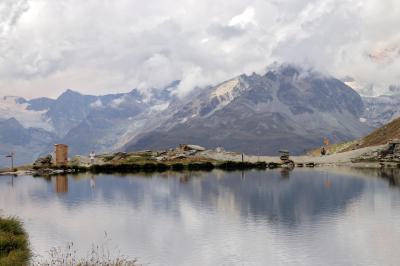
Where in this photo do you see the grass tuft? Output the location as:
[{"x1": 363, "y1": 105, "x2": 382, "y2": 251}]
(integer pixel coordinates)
[
  {"x1": 32, "y1": 235, "x2": 137, "y2": 266},
  {"x1": 0, "y1": 217, "x2": 30, "y2": 266}
]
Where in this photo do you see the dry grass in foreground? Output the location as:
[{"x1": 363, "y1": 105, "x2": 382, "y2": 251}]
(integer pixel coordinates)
[{"x1": 32, "y1": 234, "x2": 138, "y2": 266}]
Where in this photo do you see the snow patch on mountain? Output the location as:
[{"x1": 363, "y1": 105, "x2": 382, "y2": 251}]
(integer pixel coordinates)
[
  {"x1": 110, "y1": 97, "x2": 126, "y2": 108},
  {"x1": 211, "y1": 78, "x2": 240, "y2": 98},
  {"x1": 90, "y1": 99, "x2": 103, "y2": 108},
  {"x1": 150, "y1": 102, "x2": 170, "y2": 111},
  {"x1": 0, "y1": 96, "x2": 53, "y2": 131},
  {"x1": 362, "y1": 94, "x2": 400, "y2": 127}
]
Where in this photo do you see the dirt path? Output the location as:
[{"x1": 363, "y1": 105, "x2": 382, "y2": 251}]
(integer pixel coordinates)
[{"x1": 200, "y1": 145, "x2": 385, "y2": 165}]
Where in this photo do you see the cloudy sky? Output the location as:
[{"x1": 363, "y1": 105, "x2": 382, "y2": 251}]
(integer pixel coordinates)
[{"x1": 0, "y1": 0, "x2": 399, "y2": 98}]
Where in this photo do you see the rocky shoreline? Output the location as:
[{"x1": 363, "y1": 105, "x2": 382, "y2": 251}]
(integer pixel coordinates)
[{"x1": 1, "y1": 143, "x2": 399, "y2": 177}]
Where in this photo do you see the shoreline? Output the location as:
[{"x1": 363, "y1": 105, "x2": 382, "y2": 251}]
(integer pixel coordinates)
[
  {"x1": 1, "y1": 161, "x2": 398, "y2": 177},
  {"x1": 1, "y1": 144, "x2": 398, "y2": 177}
]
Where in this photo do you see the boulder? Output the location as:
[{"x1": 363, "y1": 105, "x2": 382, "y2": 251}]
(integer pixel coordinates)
[{"x1": 33, "y1": 155, "x2": 53, "y2": 167}]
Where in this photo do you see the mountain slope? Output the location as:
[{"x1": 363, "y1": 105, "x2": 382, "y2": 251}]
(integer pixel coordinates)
[
  {"x1": 44, "y1": 89, "x2": 99, "y2": 137},
  {"x1": 0, "y1": 84, "x2": 177, "y2": 165},
  {"x1": 362, "y1": 94, "x2": 400, "y2": 128},
  {"x1": 126, "y1": 65, "x2": 372, "y2": 155},
  {"x1": 59, "y1": 90, "x2": 150, "y2": 155},
  {"x1": 57, "y1": 81, "x2": 181, "y2": 155},
  {"x1": 0, "y1": 118, "x2": 57, "y2": 166},
  {"x1": 348, "y1": 117, "x2": 400, "y2": 150}
]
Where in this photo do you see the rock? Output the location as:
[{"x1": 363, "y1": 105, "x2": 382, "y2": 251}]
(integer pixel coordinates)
[
  {"x1": 33, "y1": 155, "x2": 53, "y2": 167},
  {"x1": 173, "y1": 154, "x2": 188, "y2": 160},
  {"x1": 215, "y1": 147, "x2": 224, "y2": 153},
  {"x1": 179, "y1": 144, "x2": 206, "y2": 152}
]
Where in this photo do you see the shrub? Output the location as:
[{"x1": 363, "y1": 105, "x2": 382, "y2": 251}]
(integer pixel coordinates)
[
  {"x1": 171, "y1": 163, "x2": 185, "y2": 171},
  {"x1": 0, "y1": 217, "x2": 30, "y2": 266},
  {"x1": 254, "y1": 162, "x2": 267, "y2": 169},
  {"x1": 155, "y1": 163, "x2": 170, "y2": 172},
  {"x1": 217, "y1": 161, "x2": 256, "y2": 171},
  {"x1": 187, "y1": 162, "x2": 214, "y2": 171}
]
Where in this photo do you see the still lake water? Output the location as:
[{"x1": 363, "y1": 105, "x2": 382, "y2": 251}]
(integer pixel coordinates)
[{"x1": 1, "y1": 168, "x2": 400, "y2": 265}]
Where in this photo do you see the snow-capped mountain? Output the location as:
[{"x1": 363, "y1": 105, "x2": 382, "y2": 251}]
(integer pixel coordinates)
[
  {"x1": 339, "y1": 77, "x2": 400, "y2": 127},
  {"x1": 0, "y1": 64, "x2": 388, "y2": 165},
  {"x1": 0, "y1": 83, "x2": 178, "y2": 166},
  {"x1": 125, "y1": 65, "x2": 373, "y2": 155},
  {"x1": 0, "y1": 96, "x2": 53, "y2": 131},
  {"x1": 362, "y1": 94, "x2": 400, "y2": 128}
]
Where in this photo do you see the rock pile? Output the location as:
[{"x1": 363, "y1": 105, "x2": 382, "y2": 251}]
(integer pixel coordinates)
[
  {"x1": 155, "y1": 144, "x2": 207, "y2": 161},
  {"x1": 352, "y1": 139, "x2": 400, "y2": 163},
  {"x1": 33, "y1": 155, "x2": 53, "y2": 167}
]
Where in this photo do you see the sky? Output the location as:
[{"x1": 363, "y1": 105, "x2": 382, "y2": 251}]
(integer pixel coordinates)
[{"x1": 0, "y1": 0, "x2": 399, "y2": 99}]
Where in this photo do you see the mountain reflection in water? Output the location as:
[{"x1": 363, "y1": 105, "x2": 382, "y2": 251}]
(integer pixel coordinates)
[{"x1": 0, "y1": 168, "x2": 400, "y2": 266}]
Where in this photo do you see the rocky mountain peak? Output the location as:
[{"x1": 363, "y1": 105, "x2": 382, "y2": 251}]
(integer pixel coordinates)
[{"x1": 125, "y1": 65, "x2": 372, "y2": 155}]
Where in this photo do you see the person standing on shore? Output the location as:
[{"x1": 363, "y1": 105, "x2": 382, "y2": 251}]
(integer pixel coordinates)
[
  {"x1": 89, "y1": 151, "x2": 96, "y2": 165},
  {"x1": 321, "y1": 147, "x2": 326, "y2": 156}
]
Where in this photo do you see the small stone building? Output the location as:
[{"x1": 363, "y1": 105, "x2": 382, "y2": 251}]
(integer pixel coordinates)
[{"x1": 54, "y1": 144, "x2": 69, "y2": 166}]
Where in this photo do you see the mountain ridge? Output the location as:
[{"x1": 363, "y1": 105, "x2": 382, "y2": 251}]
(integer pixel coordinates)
[{"x1": 125, "y1": 65, "x2": 372, "y2": 155}]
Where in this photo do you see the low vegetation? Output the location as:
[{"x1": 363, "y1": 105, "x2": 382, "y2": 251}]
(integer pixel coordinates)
[
  {"x1": 33, "y1": 236, "x2": 137, "y2": 266},
  {"x1": 0, "y1": 217, "x2": 30, "y2": 266},
  {"x1": 85, "y1": 161, "x2": 271, "y2": 174},
  {"x1": 31, "y1": 145, "x2": 313, "y2": 176},
  {"x1": 32, "y1": 160, "x2": 285, "y2": 176}
]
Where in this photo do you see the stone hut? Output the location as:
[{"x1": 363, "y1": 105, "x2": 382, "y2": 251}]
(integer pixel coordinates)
[{"x1": 54, "y1": 144, "x2": 69, "y2": 166}]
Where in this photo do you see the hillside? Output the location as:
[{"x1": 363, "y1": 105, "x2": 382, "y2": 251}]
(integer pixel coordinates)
[
  {"x1": 308, "y1": 116, "x2": 400, "y2": 156},
  {"x1": 347, "y1": 117, "x2": 400, "y2": 150}
]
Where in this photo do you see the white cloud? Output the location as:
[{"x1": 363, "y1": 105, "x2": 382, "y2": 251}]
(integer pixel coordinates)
[
  {"x1": 228, "y1": 7, "x2": 257, "y2": 28},
  {"x1": 0, "y1": 0, "x2": 399, "y2": 99}
]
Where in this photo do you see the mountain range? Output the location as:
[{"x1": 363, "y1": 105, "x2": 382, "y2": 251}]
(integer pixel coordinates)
[
  {"x1": 0, "y1": 64, "x2": 397, "y2": 166},
  {"x1": 126, "y1": 65, "x2": 372, "y2": 154}
]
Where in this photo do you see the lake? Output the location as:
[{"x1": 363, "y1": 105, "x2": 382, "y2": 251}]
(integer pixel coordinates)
[{"x1": 1, "y1": 168, "x2": 400, "y2": 265}]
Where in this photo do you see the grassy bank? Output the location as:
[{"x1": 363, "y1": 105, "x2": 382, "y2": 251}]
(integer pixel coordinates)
[{"x1": 0, "y1": 217, "x2": 30, "y2": 265}]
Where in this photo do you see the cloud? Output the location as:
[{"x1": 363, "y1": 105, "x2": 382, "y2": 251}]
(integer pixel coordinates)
[
  {"x1": 208, "y1": 24, "x2": 246, "y2": 40},
  {"x1": 0, "y1": 0, "x2": 399, "y2": 98},
  {"x1": 0, "y1": 0, "x2": 29, "y2": 35},
  {"x1": 228, "y1": 7, "x2": 257, "y2": 28}
]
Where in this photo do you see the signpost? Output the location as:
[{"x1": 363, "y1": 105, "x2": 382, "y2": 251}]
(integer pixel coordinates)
[{"x1": 6, "y1": 152, "x2": 15, "y2": 171}]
